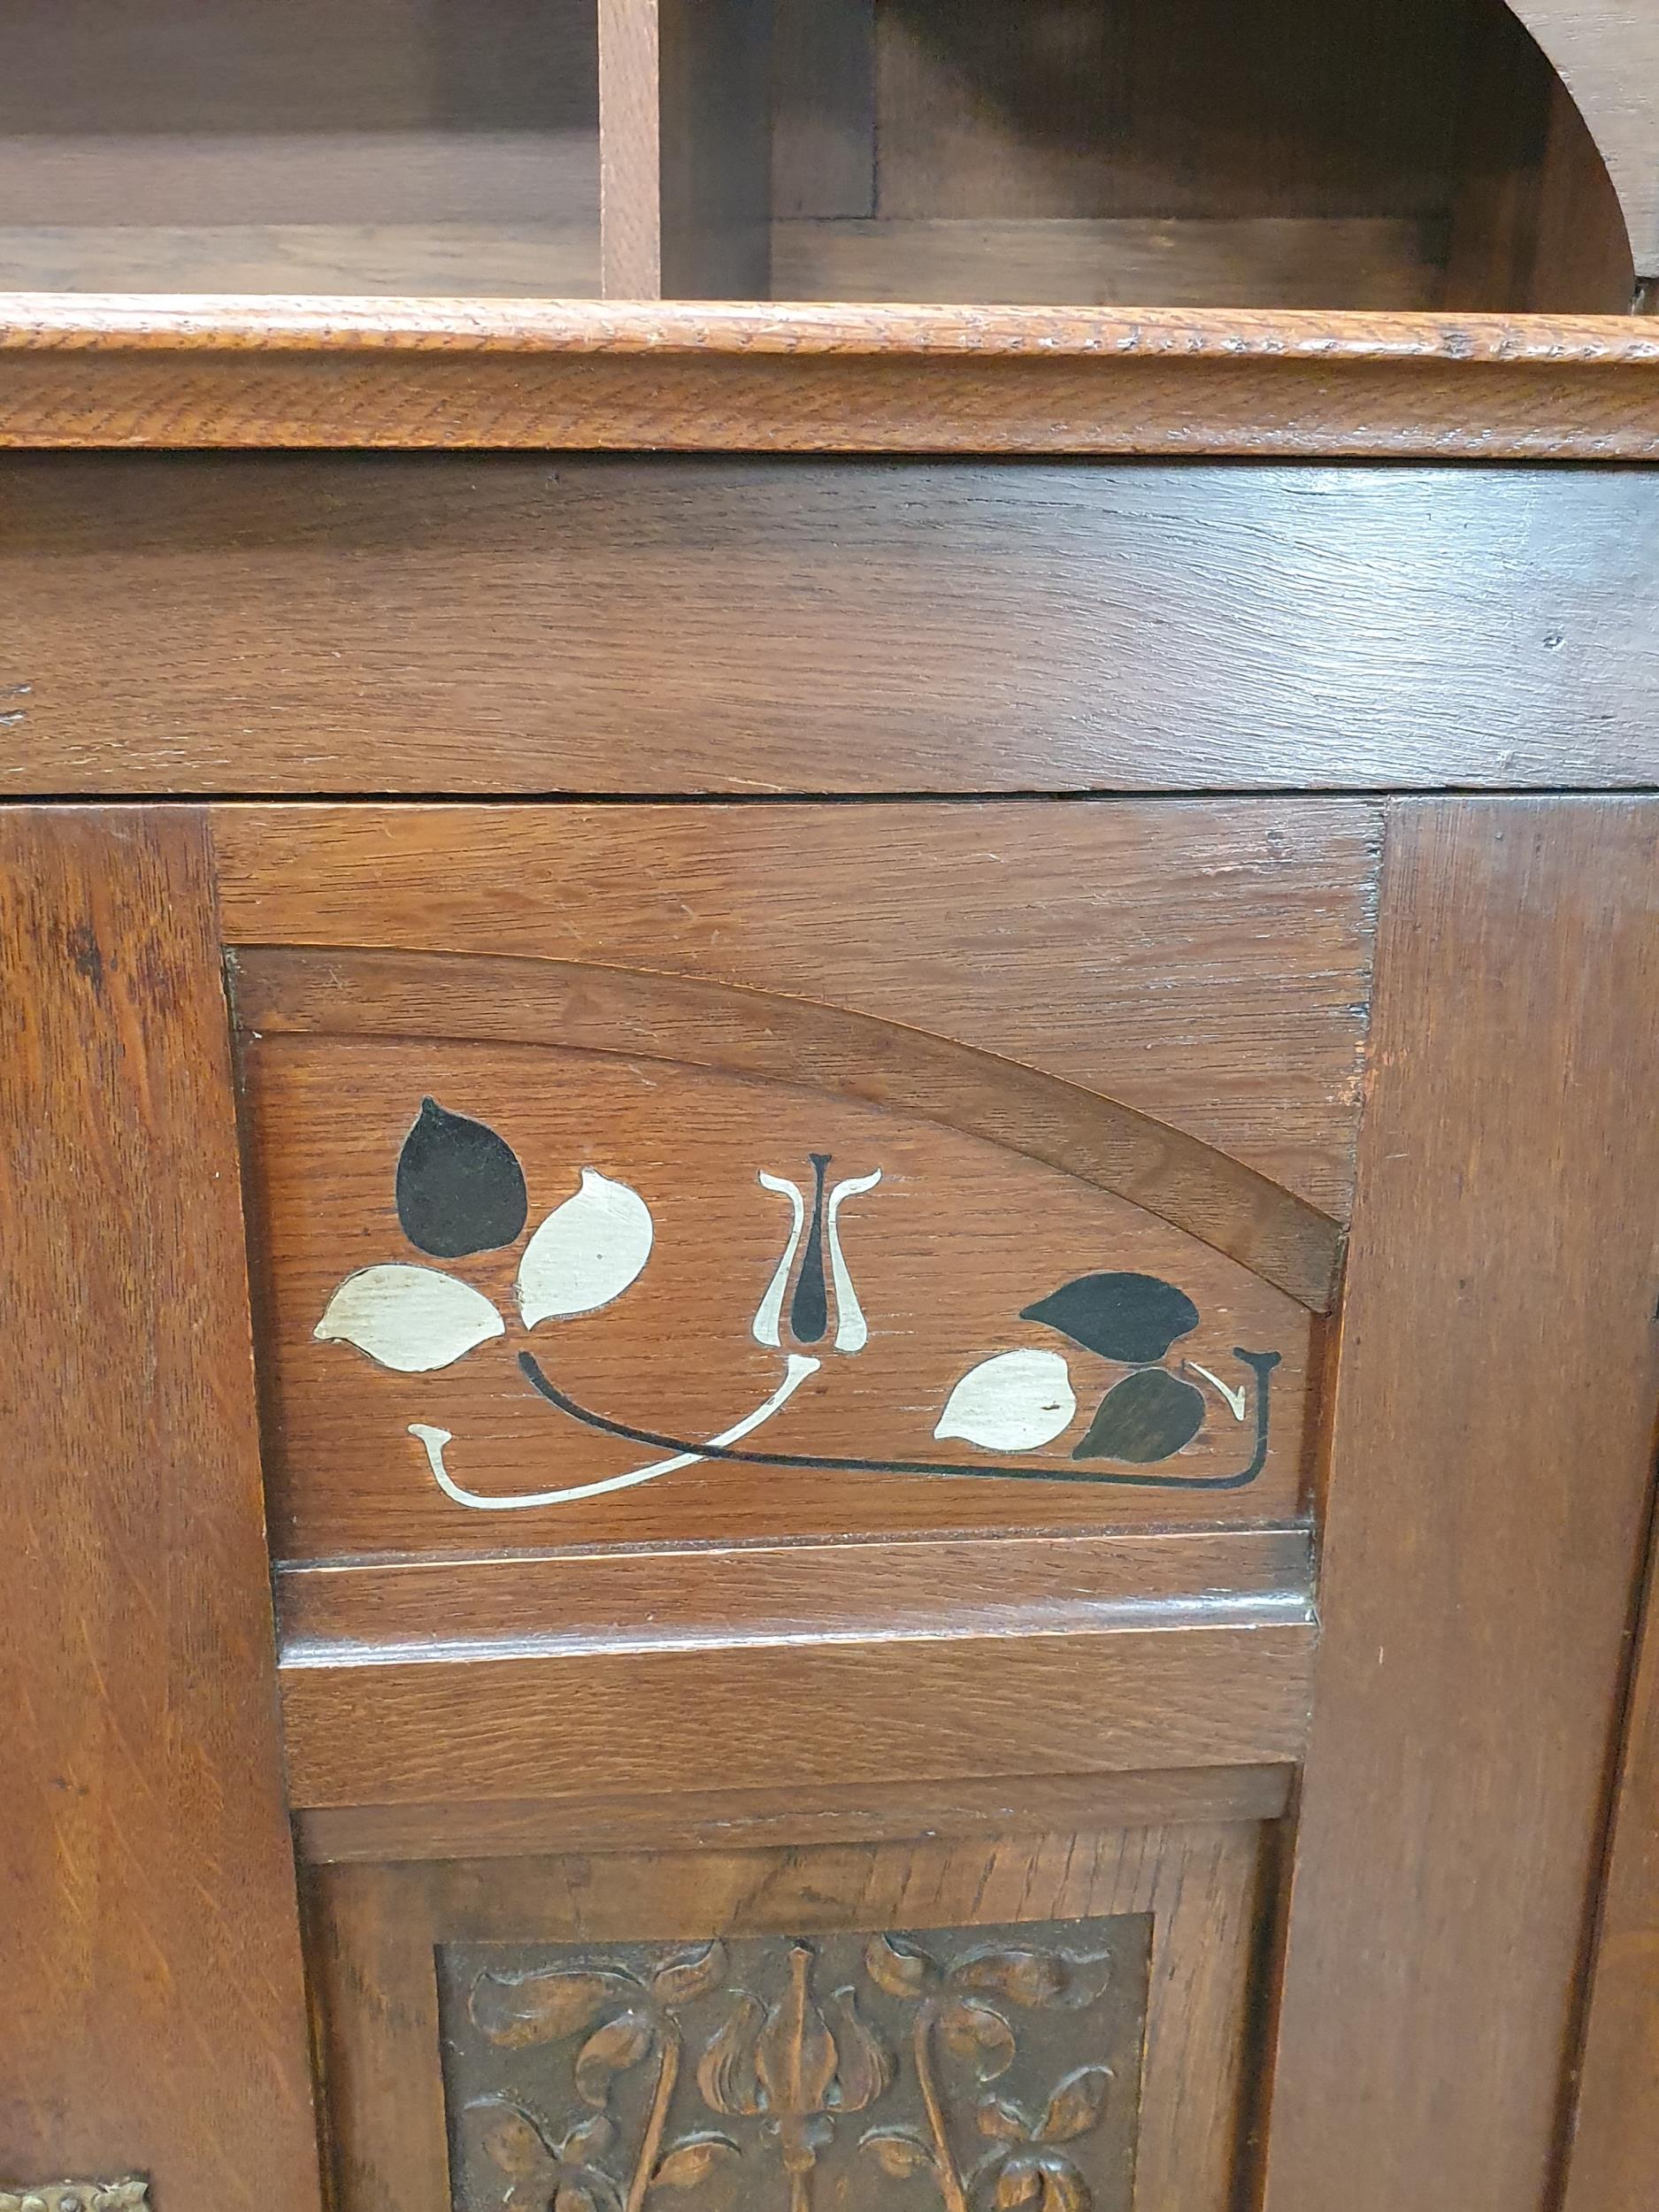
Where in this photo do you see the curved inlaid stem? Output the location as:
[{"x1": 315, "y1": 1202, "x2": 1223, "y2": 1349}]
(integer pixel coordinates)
[
  {"x1": 409, "y1": 1354, "x2": 820, "y2": 1509},
  {"x1": 517, "y1": 1348, "x2": 1283, "y2": 1493}
]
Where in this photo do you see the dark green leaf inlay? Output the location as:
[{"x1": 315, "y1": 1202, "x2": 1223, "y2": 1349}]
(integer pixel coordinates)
[
  {"x1": 396, "y1": 1096, "x2": 528, "y2": 1258},
  {"x1": 1021, "y1": 1272, "x2": 1199, "y2": 1365},
  {"x1": 1072, "y1": 1369, "x2": 1205, "y2": 1463}
]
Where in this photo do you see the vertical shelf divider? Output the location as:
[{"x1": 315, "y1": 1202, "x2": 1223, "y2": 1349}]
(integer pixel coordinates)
[{"x1": 599, "y1": 0, "x2": 774, "y2": 299}]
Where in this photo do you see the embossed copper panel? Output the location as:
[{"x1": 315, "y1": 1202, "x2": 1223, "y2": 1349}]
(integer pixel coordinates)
[{"x1": 437, "y1": 1918, "x2": 1150, "y2": 2212}]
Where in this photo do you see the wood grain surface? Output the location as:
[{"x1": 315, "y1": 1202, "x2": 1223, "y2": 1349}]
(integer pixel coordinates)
[
  {"x1": 1509, "y1": 0, "x2": 1659, "y2": 273},
  {"x1": 2, "y1": 301, "x2": 1657, "y2": 453},
  {"x1": 311, "y1": 1824, "x2": 1266, "y2": 2212},
  {"x1": 1261, "y1": 797, "x2": 1659, "y2": 2212},
  {"x1": 1562, "y1": 1491, "x2": 1659, "y2": 2212},
  {"x1": 278, "y1": 1608, "x2": 1315, "y2": 1809},
  {"x1": 4, "y1": 455, "x2": 1655, "y2": 795},
  {"x1": 278, "y1": 1528, "x2": 1314, "y2": 1655},
  {"x1": 0, "y1": 810, "x2": 321, "y2": 2212},
  {"x1": 296, "y1": 1763, "x2": 1297, "y2": 1863},
  {"x1": 234, "y1": 944, "x2": 1342, "y2": 1294},
  {"x1": 241, "y1": 1031, "x2": 1318, "y2": 1557},
  {"x1": 216, "y1": 802, "x2": 1377, "y2": 1221}
]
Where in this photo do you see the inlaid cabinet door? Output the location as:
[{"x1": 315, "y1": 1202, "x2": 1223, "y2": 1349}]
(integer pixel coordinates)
[
  {"x1": 219, "y1": 796, "x2": 1360, "y2": 2212},
  {"x1": 12, "y1": 798, "x2": 1655, "y2": 2212},
  {"x1": 208, "y1": 794, "x2": 1659, "y2": 2212}
]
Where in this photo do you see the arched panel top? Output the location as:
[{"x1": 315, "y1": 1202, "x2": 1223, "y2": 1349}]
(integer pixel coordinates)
[
  {"x1": 230, "y1": 944, "x2": 1343, "y2": 1313},
  {"x1": 1508, "y1": 0, "x2": 1659, "y2": 273}
]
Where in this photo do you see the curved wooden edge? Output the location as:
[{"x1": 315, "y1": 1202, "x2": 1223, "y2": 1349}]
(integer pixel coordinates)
[
  {"x1": 2, "y1": 297, "x2": 1655, "y2": 357},
  {"x1": 1509, "y1": 1, "x2": 1659, "y2": 274},
  {"x1": 228, "y1": 942, "x2": 1343, "y2": 1312},
  {"x1": 2, "y1": 299, "x2": 1657, "y2": 456}
]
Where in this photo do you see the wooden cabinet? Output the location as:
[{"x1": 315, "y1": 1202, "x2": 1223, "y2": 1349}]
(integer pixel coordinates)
[
  {"x1": 5, "y1": 592, "x2": 1659, "y2": 2208},
  {"x1": 3, "y1": 7, "x2": 1659, "y2": 2208}
]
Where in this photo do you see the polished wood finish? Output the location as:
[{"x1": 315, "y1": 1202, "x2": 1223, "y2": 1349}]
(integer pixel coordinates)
[
  {"x1": 234, "y1": 946, "x2": 1341, "y2": 1301},
  {"x1": 1562, "y1": 1494, "x2": 1659, "y2": 2211},
  {"x1": 0, "y1": 810, "x2": 320, "y2": 2212},
  {"x1": 215, "y1": 802, "x2": 1376, "y2": 1223},
  {"x1": 279, "y1": 1599, "x2": 1314, "y2": 1809},
  {"x1": 296, "y1": 1764, "x2": 1297, "y2": 1863},
  {"x1": 767, "y1": 0, "x2": 1633, "y2": 311},
  {"x1": 0, "y1": 0, "x2": 1646, "y2": 306},
  {"x1": 240, "y1": 1040, "x2": 1317, "y2": 1555},
  {"x1": 772, "y1": 216, "x2": 1451, "y2": 311},
  {"x1": 3, "y1": 303, "x2": 1659, "y2": 454},
  {"x1": 311, "y1": 1824, "x2": 1265, "y2": 2212},
  {"x1": 278, "y1": 1530, "x2": 1313, "y2": 1655},
  {"x1": 1262, "y1": 798, "x2": 1659, "y2": 2212},
  {"x1": 5, "y1": 454, "x2": 1655, "y2": 794}
]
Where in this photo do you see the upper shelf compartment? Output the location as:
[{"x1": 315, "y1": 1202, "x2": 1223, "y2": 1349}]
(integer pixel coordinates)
[
  {"x1": 0, "y1": 0, "x2": 600, "y2": 296},
  {"x1": 759, "y1": 0, "x2": 1640, "y2": 311},
  {"x1": 0, "y1": 0, "x2": 1648, "y2": 310}
]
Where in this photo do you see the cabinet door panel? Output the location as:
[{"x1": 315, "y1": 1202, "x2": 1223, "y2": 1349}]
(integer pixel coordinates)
[{"x1": 309, "y1": 1826, "x2": 1263, "y2": 2212}]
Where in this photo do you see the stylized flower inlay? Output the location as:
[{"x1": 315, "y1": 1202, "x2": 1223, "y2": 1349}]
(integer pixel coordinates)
[{"x1": 312, "y1": 1100, "x2": 1282, "y2": 1509}]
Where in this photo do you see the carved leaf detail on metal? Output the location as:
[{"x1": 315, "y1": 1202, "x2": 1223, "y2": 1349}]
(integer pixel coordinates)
[
  {"x1": 651, "y1": 1944, "x2": 728, "y2": 2008},
  {"x1": 442, "y1": 1917, "x2": 1145, "y2": 2210},
  {"x1": 953, "y1": 1950, "x2": 1070, "y2": 2010},
  {"x1": 468, "y1": 2096, "x2": 560, "y2": 2180},
  {"x1": 396, "y1": 1097, "x2": 528, "y2": 1258},
  {"x1": 576, "y1": 2011, "x2": 657, "y2": 2106},
  {"x1": 938, "y1": 1997, "x2": 1017, "y2": 2082},
  {"x1": 864, "y1": 1932, "x2": 941, "y2": 1999},
  {"x1": 1035, "y1": 2068, "x2": 1112, "y2": 2145},
  {"x1": 989, "y1": 2152, "x2": 1092, "y2": 2211},
  {"x1": 471, "y1": 1966, "x2": 623, "y2": 2048},
  {"x1": 977, "y1": 2095, "x2": 1035, "y2": 2142},
  {"x1": 649, "y1": 2135, "x2": 741, "y2": 2191},
  {"x1": 860, "y1": 2127, "x2": 937, "y2": 2178}
]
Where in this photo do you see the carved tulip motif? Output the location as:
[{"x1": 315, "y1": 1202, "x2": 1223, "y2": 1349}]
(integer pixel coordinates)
[
  {"x1": 698, "y1": 1945, "x2": 893, "y2": 2212},
  {"x1": 448, "y1": 1923, "x2": 1141, "y2": 2212}
]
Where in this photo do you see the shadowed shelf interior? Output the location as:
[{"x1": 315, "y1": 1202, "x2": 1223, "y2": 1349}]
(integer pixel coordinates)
[{"x1": 0, "y1": 0, "x2": 1643, "y2": 310}]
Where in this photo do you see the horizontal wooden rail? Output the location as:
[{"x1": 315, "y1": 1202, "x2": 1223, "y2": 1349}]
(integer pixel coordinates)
[
  {"x1": 2, "y1": 302, "x2": 1657, "y2": 453},
  {"x1": 276, "y1": 1527, "x2": 1316, "y2": 1809}
]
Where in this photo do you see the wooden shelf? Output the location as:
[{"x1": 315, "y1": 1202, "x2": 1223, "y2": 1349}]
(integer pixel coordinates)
[
  {"x1": 0, "y1": 0, "x2": 1648, "y2": 311},
  {"x1": 771, "y1": 218, "x2": 1448, "y2": 311}
]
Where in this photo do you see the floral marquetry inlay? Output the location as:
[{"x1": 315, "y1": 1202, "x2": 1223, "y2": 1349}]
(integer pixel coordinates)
[
  {"x1": 439, "y1": 1920, "x2": 1149, "y2": 2212},
  {"x1": 306, "y1": 1092, "x2": 1288, "y2": 1518}
]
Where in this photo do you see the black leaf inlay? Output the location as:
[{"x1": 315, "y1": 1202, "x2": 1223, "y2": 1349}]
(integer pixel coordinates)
[
  {"x1": 1071, "y1": 1369, "x2": 1206, "y2": 1463},
  {"x1": 396, "y1": 1097, "x2": 528, "y2": 1258},
  {"x1": 1021, "y1": 1272, "x2": 1200, "y2": 1365}
]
